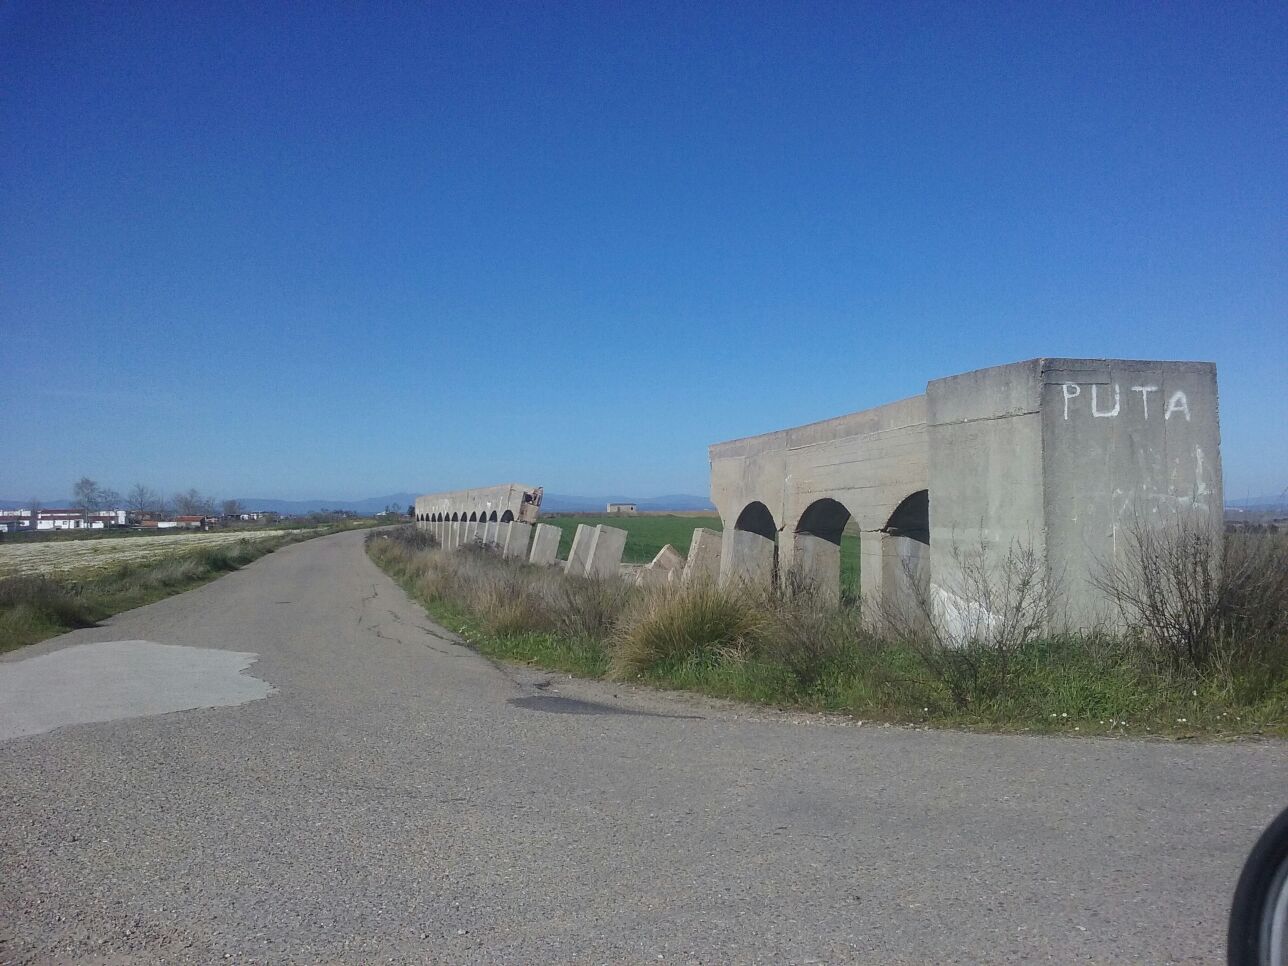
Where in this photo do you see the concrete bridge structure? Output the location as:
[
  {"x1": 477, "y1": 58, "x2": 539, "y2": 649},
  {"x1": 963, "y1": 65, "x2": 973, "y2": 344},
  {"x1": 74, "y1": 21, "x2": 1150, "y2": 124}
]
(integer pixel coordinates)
[
  {"x1": 710, "y1": 358, "x2": 1222, "y2": 628},
  {"x1": 414, "y1": 484, "x2": 543, "y2": 529}
]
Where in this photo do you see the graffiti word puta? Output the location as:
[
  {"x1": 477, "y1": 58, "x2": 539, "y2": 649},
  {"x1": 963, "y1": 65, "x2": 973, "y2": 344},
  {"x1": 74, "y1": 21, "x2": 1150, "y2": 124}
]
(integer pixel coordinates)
[{"x1": 1061, "y1": 383, "x2": 1190, "y2": 422}]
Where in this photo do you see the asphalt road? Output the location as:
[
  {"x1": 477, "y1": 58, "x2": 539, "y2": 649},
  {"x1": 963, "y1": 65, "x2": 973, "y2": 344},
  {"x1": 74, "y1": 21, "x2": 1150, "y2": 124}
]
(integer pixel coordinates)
[{"x1": 2, "y1": 529, "x2": 1285, "y2": 964}]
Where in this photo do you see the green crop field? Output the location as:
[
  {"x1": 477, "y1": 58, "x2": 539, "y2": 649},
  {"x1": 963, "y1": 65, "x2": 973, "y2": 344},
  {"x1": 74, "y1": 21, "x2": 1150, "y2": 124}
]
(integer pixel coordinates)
[{"x1": 540, "y1": 513, "x2": 860, "y2": 590}]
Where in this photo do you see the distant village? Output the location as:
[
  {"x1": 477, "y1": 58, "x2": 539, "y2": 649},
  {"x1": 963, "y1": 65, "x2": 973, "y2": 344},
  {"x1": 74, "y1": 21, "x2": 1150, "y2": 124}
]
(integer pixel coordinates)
[{"x1": 0, "y1": 506, "x2": 297, "y2": 534}]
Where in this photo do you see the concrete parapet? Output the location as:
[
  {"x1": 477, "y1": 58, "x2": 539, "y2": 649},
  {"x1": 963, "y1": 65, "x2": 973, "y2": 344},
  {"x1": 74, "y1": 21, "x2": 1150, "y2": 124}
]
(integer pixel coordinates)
[
  {"x1": 585, "y1": 525, "x2": 628, "y2": 579},
  {"x1": 565, "y1": 525, "x2": 596, "y2": 576},
  {"x1": 719, "y1": 529, "x2": 776, "y2": 591},
  {"x1": 529, "y1": 524, "x2": 562, "y2": 566},
  {"x1": 682, "y1": 528, "x2": 722, "y2": 585},
  {"x1": 504, "y1": 522, "x2": 533, "y2": 561}
]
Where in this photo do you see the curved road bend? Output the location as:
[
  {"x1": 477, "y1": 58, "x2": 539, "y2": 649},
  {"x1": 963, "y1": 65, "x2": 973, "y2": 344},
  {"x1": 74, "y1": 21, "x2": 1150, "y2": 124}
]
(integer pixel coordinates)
[{"x1": 1, "y1": 528, "x2": 1285, "y2": 964}]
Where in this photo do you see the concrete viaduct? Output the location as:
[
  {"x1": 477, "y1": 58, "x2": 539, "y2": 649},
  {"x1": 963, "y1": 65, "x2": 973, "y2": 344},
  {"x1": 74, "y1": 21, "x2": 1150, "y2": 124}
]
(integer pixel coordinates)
[{"x1": 710, "y1": 357, "x2": 1222, "y2": 628}]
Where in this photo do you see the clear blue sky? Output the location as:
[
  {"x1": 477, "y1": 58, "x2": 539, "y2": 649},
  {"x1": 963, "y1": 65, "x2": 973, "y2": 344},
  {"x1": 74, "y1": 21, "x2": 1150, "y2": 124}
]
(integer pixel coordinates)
[{"x1": 2, "y1": 1, "x2": 1285, "y2": 502}]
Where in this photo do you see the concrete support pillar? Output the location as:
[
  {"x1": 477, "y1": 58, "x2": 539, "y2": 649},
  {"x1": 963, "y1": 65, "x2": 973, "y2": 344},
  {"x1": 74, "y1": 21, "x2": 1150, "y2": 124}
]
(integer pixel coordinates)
[
  {"x1": 858, "y1": 536, "x2": 886, "y2": 617},
  {"x1": 484, "y1": 520, "x2": 499, "y2": 547},
  {"x1": 789, "y1": 532, "x2": 841, "y2": 605},
  {"x1": 564, "y1": 524, "x2": 596, "y2": 576},
  {"x1": 585, "y1": 525, "x2": 628, "y2": 579},
  {"x1": 464, "y1": 521, "x2": 478, "y2": 546},
  {"x1": 682, "y1": 528, "x2": 722, "y2": 585},
  {"x1": 449, "y1": 522, "x2": 462, "y2": 551},
  {"x1": 504, "y1": 521, "x2": 533, "y2": 561},
  {"x1": 529, "y1": 524, "x2": 562, "y2": 566},
  {"x1": 719, "y1": 529, "x2": 776, "y2": 592},
  {"x1": 880, "y1": 533, "x2": 930, "y2": 623}
]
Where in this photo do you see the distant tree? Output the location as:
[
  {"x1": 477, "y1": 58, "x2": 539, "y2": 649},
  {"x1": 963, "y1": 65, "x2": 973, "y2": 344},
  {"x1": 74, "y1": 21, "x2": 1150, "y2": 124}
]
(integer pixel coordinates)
[
  {"x1": 173, "y1": 489, "x2": 214, "y2": 516},
  {"x1": 222, "y1": 499, "x2": 244, "y2": 518},
  {"x1": 99, "y1": 488, "x2": 122, "y2": 510},
  {"x1": 407, "y1": 504, "x2": 415, "y2": 518},
  {"x1": 72, "y1": 477, "x2": 102, "y2": 513},
  {"x1": 126, "y1": 484, "x2": 161, "y2": 515}
]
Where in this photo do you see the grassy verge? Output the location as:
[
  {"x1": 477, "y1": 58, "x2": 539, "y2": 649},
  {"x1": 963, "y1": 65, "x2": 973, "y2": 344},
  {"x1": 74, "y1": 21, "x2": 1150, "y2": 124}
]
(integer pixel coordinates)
[
  {"x1": 367, "y1": 527, "x2": 1288, "y2": 740},
  {"x1": 0, "y1": 528, "x2": 336, "y2": 654}
]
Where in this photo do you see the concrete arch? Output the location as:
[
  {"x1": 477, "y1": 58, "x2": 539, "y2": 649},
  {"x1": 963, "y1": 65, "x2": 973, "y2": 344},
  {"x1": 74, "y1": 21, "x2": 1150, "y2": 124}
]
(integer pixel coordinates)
[
  {"x1": 451, "y1": 512, "x2": 459, "y2": 522},
  {"x1": 788, "y1": 498, "x2": 853, "y2": 603},
  {"x1": 488, "y1": 510, "x2": 498, "y2": 522},
  {"x1": 500, "y1": 509, "x2": 514, "y2": 523},
  {"x1": 468, "y1": 512, "x2": 478, "y2": 522},
  {"x1": 795, "y1": 498, "x2": 850, "y2": 544}
]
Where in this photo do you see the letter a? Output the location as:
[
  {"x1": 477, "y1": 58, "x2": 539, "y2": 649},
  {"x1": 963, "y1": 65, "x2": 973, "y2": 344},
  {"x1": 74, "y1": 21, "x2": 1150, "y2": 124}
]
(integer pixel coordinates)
[{"x1": 1164, "y1": 390, "x2": 1191, "y2": 421}]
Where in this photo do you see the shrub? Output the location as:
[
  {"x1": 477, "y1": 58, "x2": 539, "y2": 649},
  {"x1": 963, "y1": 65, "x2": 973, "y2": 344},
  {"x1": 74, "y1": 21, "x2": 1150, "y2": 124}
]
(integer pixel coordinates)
[
  {"x1": 1093, "y1": 518, "x2": 1288, "y2": 673},
  {"x1": 609, "y1": 582, "x2": 765, "y2": 679}
]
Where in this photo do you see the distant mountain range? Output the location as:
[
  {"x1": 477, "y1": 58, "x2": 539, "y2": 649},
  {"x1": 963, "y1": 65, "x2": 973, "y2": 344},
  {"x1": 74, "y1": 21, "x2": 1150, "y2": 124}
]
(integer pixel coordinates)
[{"x1": 0, "y1": 492, "x2": 715, "y2": 514}]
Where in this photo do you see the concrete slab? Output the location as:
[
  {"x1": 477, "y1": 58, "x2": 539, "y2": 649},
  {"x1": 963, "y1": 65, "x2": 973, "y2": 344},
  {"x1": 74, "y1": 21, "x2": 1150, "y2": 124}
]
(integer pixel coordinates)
[
  {"x1": 650, "y1": 544, "x2": 685, "y2": 574},
  {"x1": 585, "y1": 525, "x2": 628, "y2": 579},
  {"x1": 0, "y1": 641, "x2": 274, "y2": 742},
  {"x1": 484, "y1": 521, "x2": 499, "y2": 547},
  {"x1": 529, "y1": 524, "x2": 562, "y2": 566},
  {"x1": 564, "y1": 524, "x2": 595, "y2": 576},
  {"x1": 682, "y1": 528, "x2": 722, "y2": 585},
  {"x1": 719, "y1": 529, "x2": 776, "y2": 591},
  {"x1": 504, "y1": 521, "x2": 533, "y2": 561}
]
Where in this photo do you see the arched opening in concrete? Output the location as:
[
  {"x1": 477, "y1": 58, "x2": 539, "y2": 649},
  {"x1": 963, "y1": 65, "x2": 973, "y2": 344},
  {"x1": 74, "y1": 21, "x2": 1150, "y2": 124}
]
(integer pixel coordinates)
[
  {"x1": 468, "y1": 512, "x2": 477, "y2": 522},
  {"x1": 881, "y1": 490, "x2": 931, "y2": 620},
  {"x1": 450, "y1": 512, "x2": 459, "y2": 522},
  {"x1": 500, "y1": 509, "x2": 514, "y2": 523},
  {"x1": 734, "y1": 501, "x2": 777, "y2": 539},
  {"x1": 488, "y1": 511, "x2": 498, "y2": 522},
  {"x1": 791, "y1": 498, "x2": 855, "y2": 603}
]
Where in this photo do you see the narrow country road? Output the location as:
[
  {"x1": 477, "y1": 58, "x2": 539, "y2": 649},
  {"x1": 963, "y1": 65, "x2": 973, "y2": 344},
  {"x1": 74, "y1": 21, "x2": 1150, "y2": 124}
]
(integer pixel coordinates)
[{"x1": 2, "y1": 529, "x2": 1285, "y2": 964}]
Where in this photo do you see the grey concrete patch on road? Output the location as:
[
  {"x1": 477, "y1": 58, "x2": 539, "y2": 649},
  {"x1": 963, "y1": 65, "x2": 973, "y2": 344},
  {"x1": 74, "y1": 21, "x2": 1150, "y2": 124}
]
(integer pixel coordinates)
[{"x1": 0, "y1": 640, "x2": 274, "y2": 741}]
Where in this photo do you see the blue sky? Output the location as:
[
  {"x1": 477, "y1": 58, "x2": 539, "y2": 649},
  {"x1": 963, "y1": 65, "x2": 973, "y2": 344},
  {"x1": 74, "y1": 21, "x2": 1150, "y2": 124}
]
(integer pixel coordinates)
[{"x1": 2, "y1": 1, "x2": 1285, "y2": 502}]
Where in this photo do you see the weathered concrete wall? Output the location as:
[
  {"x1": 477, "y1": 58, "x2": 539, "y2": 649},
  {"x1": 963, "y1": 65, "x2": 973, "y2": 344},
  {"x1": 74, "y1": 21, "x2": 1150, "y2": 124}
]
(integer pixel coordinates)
[{"x1": 710, "y1": 357, "x2": 1222, "y2": 629}]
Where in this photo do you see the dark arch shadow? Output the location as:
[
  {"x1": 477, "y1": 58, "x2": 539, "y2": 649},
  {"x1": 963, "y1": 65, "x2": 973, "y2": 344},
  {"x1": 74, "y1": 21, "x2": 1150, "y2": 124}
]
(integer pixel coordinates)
[
  {"x1": 500, "y1": 509, "x2": 514, "y2": 523},
  {"x1": 734, "y1": 501, "x2": 777, "y2": 539},
  {"x1": 885, "y1": 490, "x2": 930, "y2": 544},
  {"x1": 488, "y1": 511, "x2": 498, "y2": 522},
  {"x1": 795, "y1": 497, "x2": 851, "y2": 545}
]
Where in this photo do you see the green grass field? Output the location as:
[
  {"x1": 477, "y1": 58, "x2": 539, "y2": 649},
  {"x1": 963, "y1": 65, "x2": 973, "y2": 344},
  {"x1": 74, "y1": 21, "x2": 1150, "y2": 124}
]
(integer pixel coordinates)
[{"x1": 540, "y1": 513, "x2": 860, "y2": 590}]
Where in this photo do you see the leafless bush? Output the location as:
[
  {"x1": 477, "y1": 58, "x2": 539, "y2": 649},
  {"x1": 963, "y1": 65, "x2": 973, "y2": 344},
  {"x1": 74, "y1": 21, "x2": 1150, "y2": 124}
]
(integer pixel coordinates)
[
  {"x1": 1093, "y1": 516, "x2": 1288, "y2": 672},
  {"x1": 755, "y1": 594, "x2": 871, "y2": 685},
  {"x1": 878, "y1": 538, "x2": 1055, "y2": 709}
]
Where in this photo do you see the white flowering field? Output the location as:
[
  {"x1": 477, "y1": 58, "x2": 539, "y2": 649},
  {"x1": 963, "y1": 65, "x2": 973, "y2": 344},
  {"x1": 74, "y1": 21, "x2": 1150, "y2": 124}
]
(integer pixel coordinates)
[{"x1": 0, "y1": 530, "x2": 292, "y2": 577}]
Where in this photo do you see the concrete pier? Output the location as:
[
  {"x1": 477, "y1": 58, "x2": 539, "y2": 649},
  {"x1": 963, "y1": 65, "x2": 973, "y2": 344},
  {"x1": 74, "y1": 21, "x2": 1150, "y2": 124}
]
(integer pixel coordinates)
[
  {"x1": 529, "y1": 524, "x2": 562, "y2": 566},
  {"x1": 585, "y1": 525, "x2": 628, "y2": 579}
]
